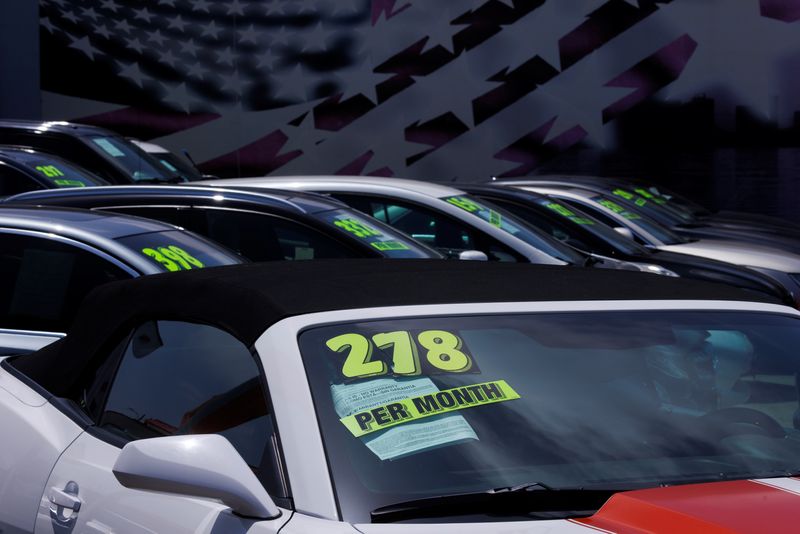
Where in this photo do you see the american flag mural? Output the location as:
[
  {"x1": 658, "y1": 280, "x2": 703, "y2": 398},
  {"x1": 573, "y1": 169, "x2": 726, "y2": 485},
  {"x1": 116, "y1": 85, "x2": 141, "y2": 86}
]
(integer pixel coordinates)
[{"x1": 38, "y1": 0, "x2": 800, "y2": 184}]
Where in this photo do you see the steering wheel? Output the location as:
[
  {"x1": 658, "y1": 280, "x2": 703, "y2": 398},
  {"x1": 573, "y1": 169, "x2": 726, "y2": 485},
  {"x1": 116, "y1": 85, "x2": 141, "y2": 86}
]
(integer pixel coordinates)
[{"x1": 699, "y1": 407, "x2": 786, "y2": 439}]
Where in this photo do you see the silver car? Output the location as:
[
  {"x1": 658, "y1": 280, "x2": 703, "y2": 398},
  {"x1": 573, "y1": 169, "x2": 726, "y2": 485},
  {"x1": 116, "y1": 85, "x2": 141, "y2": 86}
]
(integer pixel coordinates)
[
  {"x1": 198, "y1": 176, "x2": 675, "y2": 274},
  {"x1": 508, "y1": 184, "x2": 800, "y2": 304}
]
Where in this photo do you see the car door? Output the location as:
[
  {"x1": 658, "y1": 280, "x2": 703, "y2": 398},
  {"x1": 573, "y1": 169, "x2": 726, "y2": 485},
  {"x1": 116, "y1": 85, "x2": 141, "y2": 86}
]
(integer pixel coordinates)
[
  {"x1": 35, "y1": 320, "x2": 290, "y2": 533},
  {"x1": 0, "y1": 230, "x2": 133, "y2": 352}
]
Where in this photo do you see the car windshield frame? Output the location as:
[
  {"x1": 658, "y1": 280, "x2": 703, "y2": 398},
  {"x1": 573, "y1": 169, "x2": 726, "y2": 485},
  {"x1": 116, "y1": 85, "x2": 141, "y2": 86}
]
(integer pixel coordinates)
[{"x1": 294, "y1": 303, "x2": 800, "y2": 523}]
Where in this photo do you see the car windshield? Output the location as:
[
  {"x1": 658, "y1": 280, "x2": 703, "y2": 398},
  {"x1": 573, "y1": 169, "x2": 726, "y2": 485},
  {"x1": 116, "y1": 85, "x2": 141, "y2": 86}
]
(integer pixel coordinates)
[
  {"x1": 10, "y1": 150, "x2": 108, "y2": 187},
  {"x1": 441, "y1": 195, "x2": 586, "y2": 264},
  {"x1": 589, "y1": 195, "x2": 687, "y2": 245},
  {"x1": 85, "y1": 135, "x2": 182, "y2": 183},
  {"x1": 531, "y1": 198, "x2": 649, "y2": 256},
  {"x1": 152, "y1": 151, "x2": 204, "y2": 182},
  {"x1": 317, "y1": 209, "x2": 440, "y2": 259},
  {"x1": 116, "y1": 230, "x2": 242, "y2": 271},
  {"x1": 608, "y1": 187, "x2": 695, "y2": 226},
  {"x1": 299, "y1": 309, "x2": 800, "y2": 523},
  {"x1": 647, "y1": 184, "x2": 712, "y2": 218}
]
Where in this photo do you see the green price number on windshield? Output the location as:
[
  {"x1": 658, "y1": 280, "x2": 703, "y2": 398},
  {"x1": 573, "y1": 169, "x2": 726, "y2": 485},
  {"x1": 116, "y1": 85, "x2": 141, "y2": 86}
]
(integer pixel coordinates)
[
  {"x1": 613, "y1": 188, "x2": 648, "y2": 208},
  {"x1": 36, "y1": 165, "x2": 65, "y2": 178},
  {"x1": 633, "y1": 187, "x2": 667, "y2": 204},
  {"x1": 445, "y1": 196, "x2": 481, "y2": 213},
  {"x1": 545, "y1": 202, "x2": 595, "y2": 225},
  {"x1": 334, "y1": 218, "x2": 382, "y2": 238},
  {"x1": 371, "y1": 240, "x2": 410, "y2": 251},
  {"x1": 53, "y1": 179, "x2": 86, "y2": 188},
  {"x1": 326, "y1": 329, "x2": 473, "y2": 379},
  {"x1": 141, "y1": 245, "x2": 205, "y2": 272},
  {"x1": 598, "y1": 199, "x2": 641, "y2": 220}
]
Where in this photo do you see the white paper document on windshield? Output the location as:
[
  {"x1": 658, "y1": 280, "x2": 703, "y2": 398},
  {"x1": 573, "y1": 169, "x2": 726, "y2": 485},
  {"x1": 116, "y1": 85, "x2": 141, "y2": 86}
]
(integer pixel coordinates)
[{"x1": 331, "y1": 377, "x2": 478, "y2": 461}]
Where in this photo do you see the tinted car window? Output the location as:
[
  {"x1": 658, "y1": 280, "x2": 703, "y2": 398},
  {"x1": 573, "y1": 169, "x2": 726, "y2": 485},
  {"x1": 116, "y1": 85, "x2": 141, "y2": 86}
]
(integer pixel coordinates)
[
  {"x1": 96, "y1": 321, "x2": 281, "y2": 491},
  {"x1": 0, "y1": 163, "x2": 41, "y2": 196},
  {"x1": 111, "y1": 206, "x2": 358, "y2": 261},
  {"x1": 86, "y1": 135, "x2": 177, "y2": 183},
  {"x1": 116, "y1": 229, "x2": 243, "y2": 270},
  {"x1": 9, "y1": 150, "x2": 108, "y2": 188},
  {"x1": 0, "y1": 233, "x2": 130, "y2": 332}
]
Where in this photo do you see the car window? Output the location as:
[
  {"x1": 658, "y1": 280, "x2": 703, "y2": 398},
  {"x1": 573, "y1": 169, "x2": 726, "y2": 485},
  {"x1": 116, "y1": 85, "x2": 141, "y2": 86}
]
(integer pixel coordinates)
[
  {"x1": 0, "y1": 232, "x2": 130, "y2": 332},
  {"x1": 333, "y1": 194, "x2": 523, "y2": 261},
  {"x1": 300, "y1": 310, "x2": 800, "y2": 523},
  {"x1": 115, "y1": 229, "x2": 243, "y2": 270},
  {"x1": 90, "y1": 320, "x2": 284, "y2": 496},
  {"x1": 86, "y1": 135, "x2": 178, "y2": 183},
  {"x1": 111, "y1": 206, "x2": 358, "y2": 261},
  {"x1": 10, "y1": 151, "x2": 108, "y2": 188},
  {"x1": 0, "y1": 163, "x2": 41, "y2": 196}
]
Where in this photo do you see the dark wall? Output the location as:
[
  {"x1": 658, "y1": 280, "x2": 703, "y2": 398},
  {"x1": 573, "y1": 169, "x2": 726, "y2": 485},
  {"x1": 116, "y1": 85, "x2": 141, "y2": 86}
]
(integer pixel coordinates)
[
  {"x1": 30, "y1": 1, "x2": 800, "y2": 220},
  {"x1": 0, "y1": 0, "x2": 40, "y2": 119}
]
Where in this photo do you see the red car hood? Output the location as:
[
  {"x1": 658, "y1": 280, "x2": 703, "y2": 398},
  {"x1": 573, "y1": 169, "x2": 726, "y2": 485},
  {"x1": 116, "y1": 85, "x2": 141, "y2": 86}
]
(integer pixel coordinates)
[{"x1": 357, "y1": 478, "x2": 800, "y2": 533}]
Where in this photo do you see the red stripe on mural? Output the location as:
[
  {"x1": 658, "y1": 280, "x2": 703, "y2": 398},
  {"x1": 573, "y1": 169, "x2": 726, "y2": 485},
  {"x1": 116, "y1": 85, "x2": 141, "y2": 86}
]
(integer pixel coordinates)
[
  {"x1": 76, "y1": 107, "x2": 220, "y2": 140},
  {"x1": 574, "y1": 479, "x2": 800, "y2": 534}
]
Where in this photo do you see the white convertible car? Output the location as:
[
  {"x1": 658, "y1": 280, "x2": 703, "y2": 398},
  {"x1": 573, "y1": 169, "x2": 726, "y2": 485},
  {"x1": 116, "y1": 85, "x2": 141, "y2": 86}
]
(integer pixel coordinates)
[{"x1": 2, "y1": 260, "x2": 800, "y2": 533}]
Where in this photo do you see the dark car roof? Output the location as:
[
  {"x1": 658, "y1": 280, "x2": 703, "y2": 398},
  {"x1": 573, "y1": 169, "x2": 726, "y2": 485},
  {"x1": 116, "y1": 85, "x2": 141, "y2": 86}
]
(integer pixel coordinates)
[
  {"x1": 11, "y1": 259, "x2": 783, "y2": 398},
  {"x1": 4, "y1": 184, "x2": 351, "y2": 215},
  {"x1": 0, "y1": 204, "x2": 180, "y2": 239},
  {"x1": 0, "y1": 120, "x2": 116, "y2": 138}
]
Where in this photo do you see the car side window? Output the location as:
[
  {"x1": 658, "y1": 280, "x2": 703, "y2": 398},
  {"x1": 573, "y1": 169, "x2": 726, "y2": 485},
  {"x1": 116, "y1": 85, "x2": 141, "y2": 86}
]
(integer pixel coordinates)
[
  {"x1": 560, "y1": 199, "x2": 648, "y2": 244},
  {"x1": 112, "y1": 206, "x2": 357, "y2": 261},
  {"x1": 94, "y1": 320, "x2": 284, "y2": 494},
  {"x1": 334, "y1": 193, "x2": 524, "y2": 262},
  {"x1": 0, "y1": 232, "x2": 130, "y2": 332},
  {"x1": 0, "y1": 164, "x2": 42, "y2": 195}
]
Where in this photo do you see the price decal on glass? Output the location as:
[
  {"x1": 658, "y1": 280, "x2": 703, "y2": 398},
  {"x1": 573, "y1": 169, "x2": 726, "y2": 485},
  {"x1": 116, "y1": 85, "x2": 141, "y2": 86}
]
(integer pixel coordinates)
[
  {"x1": 141, "y1": 245, "x2": 205, "y2": 272},
  {"x1": 326, "y1": 329, "x2": 476, "y2": 379}
]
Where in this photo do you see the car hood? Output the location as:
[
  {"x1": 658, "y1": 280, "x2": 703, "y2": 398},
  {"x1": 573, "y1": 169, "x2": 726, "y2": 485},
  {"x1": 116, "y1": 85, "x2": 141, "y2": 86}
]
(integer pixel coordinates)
[
  {"x1": 355, "y1": 478, "x2": 800, "y2": 533},
  {"x1": 659, "y1": 239, "x2": 800, "y2": 272}
]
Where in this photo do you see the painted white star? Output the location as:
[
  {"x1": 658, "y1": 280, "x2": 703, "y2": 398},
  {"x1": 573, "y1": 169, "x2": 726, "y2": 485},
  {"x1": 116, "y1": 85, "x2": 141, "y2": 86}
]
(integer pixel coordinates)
[
  {"x1": 118, "y1": 61, "x2": 149, "y2": 87},
  {"x1": 216, "y1": 47, "x2": 237, "y2": 67},
  {"x1": 168, "y1": 15, "x2": 187, "y2": 32},
  {"x1": 81, "y1": 7, "x2": 100, "y2": 21},
  {"x1": 201, "y1": 20, "x2": 222, "y2": 39},
  {"x1": 69, "y1": 35, "x2": 101, "y2": 60},
  {"x1": 238, "y1": 24, "x2": 260, "y2": 45},
  {"x1": 179, "y1": 39, "x2": 200, "y2": 56},
  {"x1": 133, "y1": 7, "x2": 154, "y2": 23},
  {"x1": 39, "y1": 17, "x2": 57, "y2": 34},
  {"x1": 100, "y1": 0, "x2": 120, "y2": 12},
  {"x1": 127, "y1": 37, "x2": 146, "y2": 54},
  {"x1": 148, "y1": 29, "x2": 167, "y2": 47}
]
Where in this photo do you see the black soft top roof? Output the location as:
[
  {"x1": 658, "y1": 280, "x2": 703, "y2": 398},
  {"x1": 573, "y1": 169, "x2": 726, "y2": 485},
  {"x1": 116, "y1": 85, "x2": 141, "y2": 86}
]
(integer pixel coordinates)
[{"x1": 11, "y1": 260, "x2": 781, "y2": 397}]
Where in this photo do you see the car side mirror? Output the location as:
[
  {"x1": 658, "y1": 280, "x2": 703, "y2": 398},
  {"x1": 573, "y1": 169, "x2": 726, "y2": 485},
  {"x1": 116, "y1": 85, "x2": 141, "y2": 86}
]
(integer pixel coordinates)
[
  {"x1": 112, "y1": 434, "x2": 281, "y2": 519},
  {"x1": 613, "y1": 227, "x2": 635, "y2": 240},
  {"x1": 457, "y1": 250, "x2": 489, "y2": 261}
]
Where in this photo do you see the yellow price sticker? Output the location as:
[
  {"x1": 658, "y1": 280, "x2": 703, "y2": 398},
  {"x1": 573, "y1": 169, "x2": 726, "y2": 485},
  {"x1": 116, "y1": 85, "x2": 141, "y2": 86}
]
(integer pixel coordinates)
[{"x1": 340, "y1": 380, "x2": 520, "y2": 437}]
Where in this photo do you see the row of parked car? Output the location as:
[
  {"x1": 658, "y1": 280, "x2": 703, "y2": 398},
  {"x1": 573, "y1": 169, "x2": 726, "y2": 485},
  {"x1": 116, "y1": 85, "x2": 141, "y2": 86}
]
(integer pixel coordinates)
[{"x1": 3, "y1": 120, "x2": 800, "y2": 532}]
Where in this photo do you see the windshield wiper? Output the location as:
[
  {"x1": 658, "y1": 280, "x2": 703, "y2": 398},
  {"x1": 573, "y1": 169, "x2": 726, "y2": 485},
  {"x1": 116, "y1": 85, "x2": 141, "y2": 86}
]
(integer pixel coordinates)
[{"x1": 370, "y1": 482, "x2": 617, "y2": 523}]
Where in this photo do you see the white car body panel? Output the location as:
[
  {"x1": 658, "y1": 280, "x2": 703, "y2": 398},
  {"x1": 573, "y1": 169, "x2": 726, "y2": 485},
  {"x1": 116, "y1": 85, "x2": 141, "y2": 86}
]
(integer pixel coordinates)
[
  {"x1": 4, "y1": 299, "x2": 799, "y2": 532},
  {"x1": 660, "y1": 239, "x2": 800, "y2": 271},
  {"x1": 35, "y1": 432, "x2": 290, "y2": 534},
  {"x1": 0, "y1": 330, "x2": 63, "y2": 357},
  {"x1": 198, "y1": 176, "x2": 567, "y2": 265},
  {"x1": 0, "y1": 378, "x2": 82, "y2": 534}
]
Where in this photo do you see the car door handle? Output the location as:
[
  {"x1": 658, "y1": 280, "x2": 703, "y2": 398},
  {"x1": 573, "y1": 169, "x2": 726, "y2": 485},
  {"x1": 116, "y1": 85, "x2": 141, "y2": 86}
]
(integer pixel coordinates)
[{"x1": 49, "y1": 487, "x2": 82, "y2": 512}]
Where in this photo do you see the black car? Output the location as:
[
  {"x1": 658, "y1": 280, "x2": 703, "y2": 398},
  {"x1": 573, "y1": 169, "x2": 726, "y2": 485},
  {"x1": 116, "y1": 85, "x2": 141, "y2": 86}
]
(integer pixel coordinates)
[
  {"x1": 0, "y1": 145, "x2": 109, "y2": 195},
  {"x1": 462, "y1": 184, "x2": 795, "y2": 306},
  {"x1": 4, "y1": 185, "x2": 442, "y2": 261},
  {"x1": 0, "y1": 120, "x2": 187, "y2": 185},
  {"x1": 494, "y1": 175, "x2": 800, "y2": 253}
]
